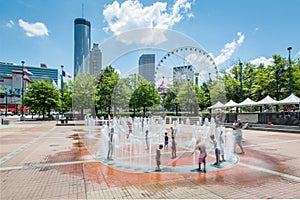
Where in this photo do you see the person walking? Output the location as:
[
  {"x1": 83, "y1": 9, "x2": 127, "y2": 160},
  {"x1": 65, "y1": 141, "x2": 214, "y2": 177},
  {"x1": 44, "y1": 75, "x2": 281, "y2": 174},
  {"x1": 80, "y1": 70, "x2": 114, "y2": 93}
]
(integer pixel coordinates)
[{"x1": 233, "y1": 120, "x2": 245, "y2": 154}]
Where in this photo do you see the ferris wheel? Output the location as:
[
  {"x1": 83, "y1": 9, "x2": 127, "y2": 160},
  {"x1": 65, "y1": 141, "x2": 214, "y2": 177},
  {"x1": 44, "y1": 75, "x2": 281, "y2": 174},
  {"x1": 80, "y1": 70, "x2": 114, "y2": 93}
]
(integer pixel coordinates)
[{"x1": 155, "y1": 46, "x2": 218, "y2": 89}]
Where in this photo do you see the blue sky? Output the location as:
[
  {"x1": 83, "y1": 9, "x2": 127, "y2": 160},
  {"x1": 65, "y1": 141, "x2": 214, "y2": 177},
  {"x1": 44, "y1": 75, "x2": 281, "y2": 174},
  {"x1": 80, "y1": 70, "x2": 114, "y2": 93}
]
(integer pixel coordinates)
[{"x1": 1, "y1": 0, "x2": 299, "y2": 77}]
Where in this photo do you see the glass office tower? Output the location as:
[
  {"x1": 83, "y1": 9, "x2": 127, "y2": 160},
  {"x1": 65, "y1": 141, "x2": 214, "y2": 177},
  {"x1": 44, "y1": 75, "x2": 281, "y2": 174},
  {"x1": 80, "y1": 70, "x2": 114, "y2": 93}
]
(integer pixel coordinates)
[
  {"x1": 138, "y1": 54, "x2": 155, "y2": 83},
  {"x1": 74, "y1": 18, "x2": 91, "y2": 77}
]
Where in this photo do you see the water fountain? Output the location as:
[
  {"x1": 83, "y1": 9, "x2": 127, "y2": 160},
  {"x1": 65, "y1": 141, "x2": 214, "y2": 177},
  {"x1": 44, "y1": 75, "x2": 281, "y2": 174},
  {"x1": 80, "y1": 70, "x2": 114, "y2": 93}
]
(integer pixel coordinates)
[{"x1": 82, "y1": 116, "x2": 238, "y2": 173}]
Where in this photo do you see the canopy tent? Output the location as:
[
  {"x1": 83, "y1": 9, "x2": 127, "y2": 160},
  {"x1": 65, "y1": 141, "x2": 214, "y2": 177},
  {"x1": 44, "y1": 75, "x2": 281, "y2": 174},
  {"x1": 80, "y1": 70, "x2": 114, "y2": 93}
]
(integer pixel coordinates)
[
  {"x1": 237, "y1": 98, "x2": 256, "y2": 107},
  {"x1": 277, "y1": 93, "x2": 300, "y2": 104},
  {"x1": 208, "y1": 94, "x2": 300, "y2": 109},
  {"x1": 208, "y1": 101, "x2": 225, "y2": 109},
  {"x1": 224, "y1": 100, "x2": 238, "y2": 107},
  {"x1": 254, "y1": 95, "x2": 278, "y2": 106}
]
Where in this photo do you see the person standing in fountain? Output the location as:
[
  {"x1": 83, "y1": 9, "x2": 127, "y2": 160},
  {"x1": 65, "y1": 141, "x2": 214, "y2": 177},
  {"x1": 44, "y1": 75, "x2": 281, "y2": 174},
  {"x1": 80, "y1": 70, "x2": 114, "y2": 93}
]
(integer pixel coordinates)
[
  {"x1": 218, "y1": 130, "x2": 226, "y2": 162},
  {"x1": 171, "y1": 136, "x2": 176, "y2": 158},
  {"x1": 210, "y1": 134, "x2": 221, "y2": 166},
  {"x1": 170, "y1": 126, "x2": 176, "y2": 138},
  {"x1": 107, "y1": 128, "x2": 114, "y2": 160},
  {"x1": 192, "y1": 140, "x2": 207, "y2": 173},
  {"x1": 145, "y1": 130, "x2": 150, "y2": 150},
  {"x1": 156, "y1": 144, "x2": 164, "y2": 171},
  {"x1": 198, "y1": 143, "x2": 207, "y2": 173},
  {"x1": 127, "y1": 121, "x2": 132, "y2": 139},
  {"x1": 164, "y1": 132, "x2": 169, "y2": 150}
]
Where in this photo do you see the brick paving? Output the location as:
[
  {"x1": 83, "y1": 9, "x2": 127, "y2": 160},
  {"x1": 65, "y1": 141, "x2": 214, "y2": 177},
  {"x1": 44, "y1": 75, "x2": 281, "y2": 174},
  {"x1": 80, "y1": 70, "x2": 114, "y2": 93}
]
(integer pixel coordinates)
[{"x1": 0, "y1": 119, "x2": 300, "y2": 199}]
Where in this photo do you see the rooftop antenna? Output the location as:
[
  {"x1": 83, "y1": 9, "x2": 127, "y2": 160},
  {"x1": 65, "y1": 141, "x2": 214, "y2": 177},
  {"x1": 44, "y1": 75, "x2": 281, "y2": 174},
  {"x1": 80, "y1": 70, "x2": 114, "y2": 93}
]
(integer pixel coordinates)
[{"x1": 82, "y1": 3, "x2": 84, "y2": 18}]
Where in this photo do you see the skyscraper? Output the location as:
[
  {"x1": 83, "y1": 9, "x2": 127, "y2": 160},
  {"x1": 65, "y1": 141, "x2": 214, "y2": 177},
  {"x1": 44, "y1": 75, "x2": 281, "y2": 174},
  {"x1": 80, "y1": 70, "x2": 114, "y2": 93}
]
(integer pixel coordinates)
[
  {"x1": 74, "y1": 18, "x2": 91, "y2": 77},
  {"x1": 138, "y1": 54, "x2": 155, "y2": 83},
  {"x1": 89, "y1": 43, "x2": 102, "y2": 76}
]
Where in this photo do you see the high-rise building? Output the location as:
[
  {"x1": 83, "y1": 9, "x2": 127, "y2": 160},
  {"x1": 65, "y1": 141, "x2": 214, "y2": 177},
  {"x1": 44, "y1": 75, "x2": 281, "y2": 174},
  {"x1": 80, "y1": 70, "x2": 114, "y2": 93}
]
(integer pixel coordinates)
[
  {"x1": 74, "y1": 18, "x2": 91, "y2": 77},
  {"x1": 0, "y1": 62, "x2": 58, "y2": 113},
  {"x1": 89, "y1": 43, "x2": 102, "y2": 76},
  {"x1": 138, "y1": 54, "x2": 155, "y2": 83}
]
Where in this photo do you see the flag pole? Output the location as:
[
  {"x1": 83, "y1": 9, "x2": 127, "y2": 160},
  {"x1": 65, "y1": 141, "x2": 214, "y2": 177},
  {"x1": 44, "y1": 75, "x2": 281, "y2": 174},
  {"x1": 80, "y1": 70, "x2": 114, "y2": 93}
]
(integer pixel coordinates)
[
  {"x1": 61, "y1": 65, "x2": 64, "y2": 116},
  {"x1": 20, "y1": 61, "x2": 25, "y2": 121}
]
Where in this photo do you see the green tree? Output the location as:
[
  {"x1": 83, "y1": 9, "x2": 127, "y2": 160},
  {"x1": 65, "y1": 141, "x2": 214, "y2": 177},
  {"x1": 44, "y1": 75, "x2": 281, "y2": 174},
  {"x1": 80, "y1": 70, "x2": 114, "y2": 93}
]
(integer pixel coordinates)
[
  {"x1": 269, "y1": 54, "x2": 289, "y2": 100},
  {"x1": 164, "y1": 86, "x2": 178, "y2": 112},
  {"x1": 24, "y1": 80, "x2": 60, "y2": 119},
  {"x1": 197, "y1": 83, "x2": 211, "y2": 110},
  {"x1": 252, "y1": 64, "x2": 271, "y2": 101},
  {"x1": 62, "y1": 80, "x2": 73, "y2": 112},
  {"x1": 292, "y1": 58, "x2": 300, "y2": 97},
  {"x1": 242, "y1": 63, "x2": 256, "y2": 100},
  {"x1": 73, "y1": 72, "x2": 97, "y2": 118},
  {"x1": 111, "y1": 77, "x2": 131, "y2": 115},
  {"x1": 95, "y1": 66, "x2": 120, "y2": 116},
  {"x1": 177, "y1": 81, "x2": 198, "y2": 115},
  {"x1": 135, "y1": 81, "x2": 161, "y2": 115}
]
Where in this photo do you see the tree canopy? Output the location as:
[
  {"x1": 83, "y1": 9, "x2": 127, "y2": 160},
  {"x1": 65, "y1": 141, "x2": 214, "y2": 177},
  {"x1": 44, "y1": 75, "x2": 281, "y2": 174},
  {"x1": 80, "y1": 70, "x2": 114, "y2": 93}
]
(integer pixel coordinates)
[{"x1": 24, "y1": 79, "x2": 60, "y2": 118}]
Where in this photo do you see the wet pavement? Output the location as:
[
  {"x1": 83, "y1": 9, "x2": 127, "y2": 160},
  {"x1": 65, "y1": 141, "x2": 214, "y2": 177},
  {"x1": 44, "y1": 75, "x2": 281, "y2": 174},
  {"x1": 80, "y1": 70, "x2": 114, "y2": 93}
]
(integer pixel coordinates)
[{"x1": 0, "y1": 119, "x2": 300, "y2": 199}]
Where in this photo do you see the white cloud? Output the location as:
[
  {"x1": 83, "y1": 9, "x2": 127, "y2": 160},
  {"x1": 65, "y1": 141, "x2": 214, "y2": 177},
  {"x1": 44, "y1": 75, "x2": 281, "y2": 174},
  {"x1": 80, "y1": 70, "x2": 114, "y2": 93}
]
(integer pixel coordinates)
[
  {"x1": 249, "y1": 56, "x2": 274, "y2": 66},
  {"x1": 18, "y1": 19, "x2": 49, "y2": 37},
  {"x1": 214, "y1": 32, "x2": 245, "y2": 66},
  {"x1": 103, "y1": 0, "x2": 193, "y2": 45},
  {"x1": 296, "y1": 51, "x2": 300, "y2": 59},
  {"x1": 6, "y1": 20, "x2": 15, "y2": 28}
]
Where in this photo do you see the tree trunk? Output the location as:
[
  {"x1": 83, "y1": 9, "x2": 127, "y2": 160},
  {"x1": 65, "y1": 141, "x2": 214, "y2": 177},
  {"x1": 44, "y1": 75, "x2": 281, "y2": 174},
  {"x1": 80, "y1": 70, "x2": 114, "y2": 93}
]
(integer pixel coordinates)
[
  {"x1": 80, "y1": 108, "x2": 84, "y2": 120},
  {"x1": 43, "y1": 109, "x2": 45, "y2": 119}
]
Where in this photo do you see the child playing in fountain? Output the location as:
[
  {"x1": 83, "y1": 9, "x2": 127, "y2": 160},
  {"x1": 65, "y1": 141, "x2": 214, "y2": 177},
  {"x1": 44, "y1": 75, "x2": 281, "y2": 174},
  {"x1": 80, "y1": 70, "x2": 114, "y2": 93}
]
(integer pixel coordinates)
[
  {"x1": 192, "y1": 139, "x2": 207, "y2": 173},
  {"x1": 233, "y1": 121, "x2": 245, "y2": 154},
  {"x1": 197, "y1": 143, "x2": 207, "y2": 173},
  {"x1": 171, "y1": 136, "x2": 176, "y2": 159},
  {"x1": 127, "y1": 121, "x2": 132, "y2": 139},
  {"x1": 170, "y1": 126, "x2": 176, "y2": 138},
  {"x1": 107, "y1": 128, "x2": 114, "y2": 160},
  {"x1": 210, "y1": 134, "x2": 221, "y2": 166},
  {"x1": 218, "y1": 130, "x2": 226, "y2": 162},
  {"x1": 156, "y1": 144, "x2": 164, "y2": 171},
  {"x1": 145, "y1": 130, "x2": 149, "y2": 150},
  {"x1": 164, "y1": 132, "x2": 169, "y2": 150}
]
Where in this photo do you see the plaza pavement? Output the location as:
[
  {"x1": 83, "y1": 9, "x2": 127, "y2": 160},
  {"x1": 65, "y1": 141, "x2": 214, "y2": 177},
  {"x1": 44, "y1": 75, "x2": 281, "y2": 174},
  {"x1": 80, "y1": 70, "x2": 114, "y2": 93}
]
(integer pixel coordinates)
[{"x1": 0, "y1": 117, "x2": 300, "y2": 199}]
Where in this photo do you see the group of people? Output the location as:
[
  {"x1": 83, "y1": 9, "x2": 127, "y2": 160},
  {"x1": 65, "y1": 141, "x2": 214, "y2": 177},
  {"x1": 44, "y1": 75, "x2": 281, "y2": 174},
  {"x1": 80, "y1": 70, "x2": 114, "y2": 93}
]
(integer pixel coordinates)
[
  {"x1": 155, "y1": 126, "x2": 177, "y2": 171},
  {"x1": 107, "y1": 119, "x2": 245, "y2": 172},
  {"x1": 193, "y1": 119, "x2": 245, "y2": 173}
]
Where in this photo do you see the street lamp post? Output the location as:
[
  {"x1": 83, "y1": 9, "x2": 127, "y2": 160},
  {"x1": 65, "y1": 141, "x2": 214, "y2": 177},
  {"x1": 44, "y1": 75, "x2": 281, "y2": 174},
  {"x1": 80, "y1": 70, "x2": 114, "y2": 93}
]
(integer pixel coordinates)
[
  {"x1": 100, "y1": 77, "x2": 103, "y2": 117},
  {"x1": 20, "y1": 61, "x2": 25, "y2": 121},
  {"x1": 239, "y1": 61, "x2": 243, "y2": 113},
  {"x1": 5, "y1": 91, "x2": 8, "y2": 116},
  {"x1": 287, "y1": 47, "x2": 292, "y2": 95},
  {"x1": 134, "y1": 73, "x2": 137, "y2": 118}
]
